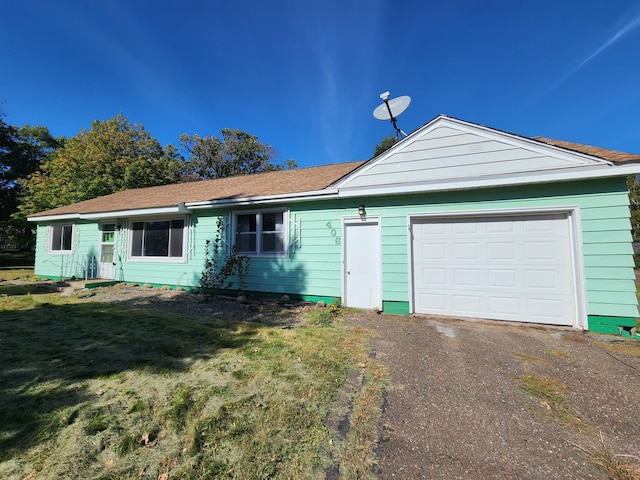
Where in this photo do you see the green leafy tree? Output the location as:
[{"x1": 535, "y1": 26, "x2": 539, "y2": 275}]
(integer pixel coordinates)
[
  {"x1": 373, "y1": 136, "x2": 398, "y2": 157},
  {"x1": 0, "y1": 115, "x2": 62, "y2": 248},
  {"x1": 179, "y1": 128, "x2": 296, "y2": 181},
  {"x1": 19, "y1": 114, "x2": 182, "y2": 217}
]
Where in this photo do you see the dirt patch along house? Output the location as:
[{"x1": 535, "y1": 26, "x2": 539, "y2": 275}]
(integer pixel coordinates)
[{"x1": 28, "y1": 115, "x2": 640, "y2": 336}]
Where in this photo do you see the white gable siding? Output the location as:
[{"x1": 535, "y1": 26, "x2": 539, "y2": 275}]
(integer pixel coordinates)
[{"x1": 339, "y1": 120, "x2": 609, "y2": 190}]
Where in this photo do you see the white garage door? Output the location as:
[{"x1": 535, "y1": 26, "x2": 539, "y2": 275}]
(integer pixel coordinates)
[{"x1": 411, "y1": 213, "x2": 575, "y2": 325}]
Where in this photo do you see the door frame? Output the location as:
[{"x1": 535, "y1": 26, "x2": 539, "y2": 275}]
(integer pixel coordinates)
[
  {"x1": 406, "y1": 206, "x2": 588, "y2": 329},
  {"x1": 98, "y1": 222, "x2": 117, "y2": 280},
  {"x1": 341, "y1": 215, "x2": 382, "y2": 310}
]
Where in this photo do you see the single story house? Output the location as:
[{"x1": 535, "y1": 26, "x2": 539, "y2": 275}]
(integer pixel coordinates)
[{"x1": 28, "y1": 115, "x2": 640, "y2": 336}]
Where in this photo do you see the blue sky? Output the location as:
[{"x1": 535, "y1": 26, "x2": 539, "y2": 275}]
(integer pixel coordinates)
[{"x1": 2, "y1": 0, "x2": 640, "y2": 168}]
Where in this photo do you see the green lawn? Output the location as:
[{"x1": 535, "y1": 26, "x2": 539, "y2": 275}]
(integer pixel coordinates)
[{"x1": 0, "y1": 286, "x2": 383, "y2": 479}]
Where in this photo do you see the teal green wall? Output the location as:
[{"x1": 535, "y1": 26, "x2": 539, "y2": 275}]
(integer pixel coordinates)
[
  {"x1": 34, "y1": 221, "x2": 100, "y2": 280},
  {"x1": 362, "y1": 177, "x2": 638, "y2": 320},
  {"x1": 32, "y1": 177, "x2": 638, "y2": 325}
]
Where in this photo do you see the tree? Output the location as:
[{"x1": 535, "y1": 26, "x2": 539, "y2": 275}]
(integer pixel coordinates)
[
  {"x1": 0, "y1": 115, "x2": 61, "y2": 248},
  {"x1": 18, "y1": 114, "x2": 182, "y2": 217},
  {"x1": 373, "y1": 136, "x2": 399, "y2": 157},
  {"x1": 179, "y1": 128, "x2": 296, "y2": 181}
]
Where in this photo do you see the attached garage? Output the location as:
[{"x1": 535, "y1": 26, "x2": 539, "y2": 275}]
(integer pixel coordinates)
[
  {"x1": 410, "y1": 211, "x2": 581, "y2": 326},
  {"x1": 331, "y1": 115, "x2": 640, "y2": 335}
]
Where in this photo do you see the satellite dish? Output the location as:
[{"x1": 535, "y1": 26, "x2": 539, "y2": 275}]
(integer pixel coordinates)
[
  {"x1": 373, "y1": 91, "x2": 411, "y2": 137},
  {"x1": 373, "y1": 95, "x2": 411, "y2": 120}
]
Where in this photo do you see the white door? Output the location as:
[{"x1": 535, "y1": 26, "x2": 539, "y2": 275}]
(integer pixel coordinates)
[
  {"x1": 343, "y1": 219, "x2": 381, "y2": 309},
  {"x1": 97, "y1": 223, "x2": 116, "y2": 279},
  {"x1": 411, "y1": 213, "x2": 575, "y2": 325}
]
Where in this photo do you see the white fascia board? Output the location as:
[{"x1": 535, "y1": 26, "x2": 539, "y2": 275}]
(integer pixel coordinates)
[
  {"x1": 185, "y1": 188, "x2": 339, "y2": 209},
  {"x1": 336, "y1": 163, "x2": 640, "y2": 198},
  {"x1": 27, "y1": 213, "x2": 82, "y2": 222},
  {"x1": 28, "y1": 205, "x2": 188, "y2": 222},
  {"x1": 84, "y1": 205, "x2": 188, "y2": 219}
]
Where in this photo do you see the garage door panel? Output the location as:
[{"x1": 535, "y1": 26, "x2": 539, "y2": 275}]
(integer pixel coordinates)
[
  {"x1": 488, "y1": 269, "x2": 518, "y2": 288},
  {"x1": 488, "y1": 296, "x2": 521, "y2": 316},
  {"x1": 453, "y1": 294, "x2": 484, "y2": 314},
  {"x1": 422, "y1": 242, "x2": 446, "y2": 259},
  {"x1": 453, "y1": 222, "x2": 479, "y2": 234},
  {"x1": 454, "y1": 268, "x2": 481, "y2": 287},
  {"x1": 420, "y1": 292, "x2": 449, "y2": 312},
  {"x1": 453, "y1": 242, "x2": 479, "y2": 259},
  {"x1": 412, "y1": 213, "x2": 575, "y2": 326},
  {"x1": 422, "y1": 268, "x2": 447, "y2": 287},
  {"x1": 486, "y1": 220, "x2": 516, "y2": 233},
  {"x1": 524, "y1": 240, "x2": 571, "y2": 262},
  {"x1": 527, "y1": 297, "x2": 568, "y2": 321},
  {"x1": 526, "y1": 269, "x2": 569, "y2": 290},
  {"x1": 487, "y1": 242, "x2": 516, "y2": 260},
  {"x1": 419, "y1": 222, "x2": 446, "y2": 234}
]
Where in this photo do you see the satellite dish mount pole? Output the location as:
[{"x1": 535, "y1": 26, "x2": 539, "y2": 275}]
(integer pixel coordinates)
[{"x1": 382, "y1": 94, "x2": 403, "y2": 138}]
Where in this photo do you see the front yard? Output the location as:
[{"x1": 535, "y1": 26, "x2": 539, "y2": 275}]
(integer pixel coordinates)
[{"x1": 0, "y1": 281, "x2": 384, "y2": 479}]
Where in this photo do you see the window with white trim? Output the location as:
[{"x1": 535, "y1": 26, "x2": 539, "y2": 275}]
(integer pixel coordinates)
[
  {"x1": 234, "y1": 210, "x2": 287, "y2": 256},
  {"x1": 50, "y1": 224, "x2": 74, "y2": 252},
  {"x1": 130, "y1": 219, "x2": 185, "y2": 258}
]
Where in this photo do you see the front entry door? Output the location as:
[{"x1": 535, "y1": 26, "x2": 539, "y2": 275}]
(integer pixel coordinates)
[
  {"x1": 98, "y1": 223, "x2": 116, "y2": 279},
  {"x1": 343, "y1": 218, "x2": 381, "y2": 309}
]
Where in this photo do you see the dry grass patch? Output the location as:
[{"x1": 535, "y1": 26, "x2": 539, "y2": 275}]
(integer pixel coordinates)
[
  {"x1": 514, "y1": 353, "x2": 548, "y2": 365},
  {"x1": 595, "y1": 339, "x2": 640, "y2": 358},
  {"x1": 545, "y1": 349, "x2": 573, "y2": 360},
  {"x1": 0, "y1": 288, "x2": 377, "y2": 479},
  {"x1": 515, "y1": 372, "x2": 586, "y2": 431},
  {"x1": 564, "y1": 332, "x2": 591, "y2": 343},
  {"x1": 576, "y1": 433, "x2": 640, "y2": 480},
  {"x1": 0, "y1": 268, "x2": 35, "y2": 282}
]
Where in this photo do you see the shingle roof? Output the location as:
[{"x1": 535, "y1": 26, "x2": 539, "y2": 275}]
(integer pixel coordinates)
[
  {"x1": 29, "y1": 129, "x2": 640, "y2": 220},
  {"x1": 533, "y1": 136, "x2": 640, "y2": 163},
  {"x1": 29, "y1": 161, "x2": 365, "y2": 218}
]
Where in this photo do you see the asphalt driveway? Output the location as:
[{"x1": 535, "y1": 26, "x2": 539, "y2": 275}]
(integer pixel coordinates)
[{"x1": 346, "y1": 314, "x2": 640, "y2": 479}]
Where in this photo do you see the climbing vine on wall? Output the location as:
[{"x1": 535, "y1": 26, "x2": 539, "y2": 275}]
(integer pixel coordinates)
[{"x1": 200, "y1": 217, "x2": 251, "y2": 292}]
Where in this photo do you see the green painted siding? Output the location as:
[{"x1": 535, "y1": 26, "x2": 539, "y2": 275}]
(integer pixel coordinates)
[
  {"x1": 32, "y1": 177, "x2": 638, "y2": 327},
  {"x1": 588, "y1": 316, "x2": 638, "y2": 339},
  {"x1": 34, "y1": 221, "x2": 100, "y2": 280}
]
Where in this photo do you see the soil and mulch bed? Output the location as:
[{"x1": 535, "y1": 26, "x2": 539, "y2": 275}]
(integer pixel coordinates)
[{"x1": 4, "y1": 280, "x2": 312, "y2": 327}]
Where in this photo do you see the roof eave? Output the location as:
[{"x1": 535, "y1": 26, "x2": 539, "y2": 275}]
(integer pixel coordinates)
[
  {"x1": 28, "y1": 205, "x2": 189, "y2": 222},
  {"x1": 28, "y1": 189, "x2": 341, "y2": 221},
  {"x1": 336, "y1": 163, "x2": 640, "y2": 198},
  {"x1": 184, "y1": 188, "x2": 339, "y2": 209}
]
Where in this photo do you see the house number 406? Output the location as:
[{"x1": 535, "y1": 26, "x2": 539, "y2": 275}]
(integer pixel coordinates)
[{"x1": 325, "y1": 221, "x2": 341, "y2": 245}]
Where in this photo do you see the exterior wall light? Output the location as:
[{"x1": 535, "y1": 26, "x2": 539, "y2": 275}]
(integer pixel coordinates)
[{"x1": 358, "y1": 204, "x2": 366, "y2": 217}]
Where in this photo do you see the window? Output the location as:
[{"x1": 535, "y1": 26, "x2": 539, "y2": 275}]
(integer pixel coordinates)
[
  {"x1": 235, "y1": 210, "x2": 286, "y2": 256},
  {"x1": 50, "y1": 224, "x2": 73, "y2": 252},
  {"x1": 130, "y1": 219, "x2": 184, "y2": 258}
]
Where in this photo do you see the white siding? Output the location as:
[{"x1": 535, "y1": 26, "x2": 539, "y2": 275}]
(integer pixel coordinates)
[{"x1": 341, "y1": 124, "x2": 606, "y2": 189}]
